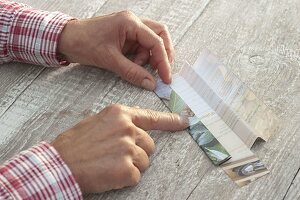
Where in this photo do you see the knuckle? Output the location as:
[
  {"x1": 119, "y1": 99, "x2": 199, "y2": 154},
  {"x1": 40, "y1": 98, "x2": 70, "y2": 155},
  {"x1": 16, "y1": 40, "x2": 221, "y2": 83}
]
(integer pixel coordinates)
[
  {"x1": 145, "y1": 109, "x2": 159, "y2": 125},
  {"x1": 123, "y1": 142, "x2": 137, "y2": 156},
  {"x1": 118, "y1": 10, "x2": 135, "y2": 20},
  {"x1": 142, "y1": 155, "x2": 150, "y2": 170},
  {"x1": 117, "y1": 158, "x2": 132, "y2": 175},
  {"x1": 117, "y1": 11, "x2": 140, "y2": 37},
  {"x1": 156, "y1": 36, "x2": 164, "y2": 46},
  {"x1": 169, "y1": 113, "x2": 178, "y2": 123},
  {"x1": 166, "y1": 47, "x2": 173, "y2": 54},
  {"x1": 124, "y1": 123, "x2": 136, "y2": 136},
  {"x1": 118, "y1": 122, "x2": 136, "y2": 138},
  {"x1": 104, "y1": 104, "x2": 124, "y2": 115},
  {"x1": 153, "y1": 37, "x2": 164, "y2": 50},
  {"x1": 128, "y1": 167, "x2": 140, "y2": 186},
  {"x1": 161, "y1": 24, "x2": 169, "y2": 32}
]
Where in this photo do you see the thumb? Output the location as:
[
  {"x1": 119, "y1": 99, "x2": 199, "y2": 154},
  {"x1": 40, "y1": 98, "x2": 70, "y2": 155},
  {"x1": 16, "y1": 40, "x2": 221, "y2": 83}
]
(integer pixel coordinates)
[{"x1": 114, "y1": 51, "x2": 156, "y2": 90}]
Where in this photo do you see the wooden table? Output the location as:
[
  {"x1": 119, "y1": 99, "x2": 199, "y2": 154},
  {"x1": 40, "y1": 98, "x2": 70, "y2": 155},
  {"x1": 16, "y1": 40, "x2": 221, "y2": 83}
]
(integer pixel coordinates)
[{"x1": 1, "y1": 0, "x2": 299, "y2": 199}]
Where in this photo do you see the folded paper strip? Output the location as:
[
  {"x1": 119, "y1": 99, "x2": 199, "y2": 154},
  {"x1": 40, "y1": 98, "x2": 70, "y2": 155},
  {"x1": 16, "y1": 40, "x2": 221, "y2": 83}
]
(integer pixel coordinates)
[{"x1": 154, "y1": 50, "x2": 280, "y2": 186}]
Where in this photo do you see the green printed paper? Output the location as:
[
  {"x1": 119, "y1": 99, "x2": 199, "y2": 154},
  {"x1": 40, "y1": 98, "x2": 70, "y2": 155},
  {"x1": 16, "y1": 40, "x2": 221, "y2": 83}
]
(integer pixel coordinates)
[{"x1": 169, "y1": 91, "x2": 231, "y2": 165}]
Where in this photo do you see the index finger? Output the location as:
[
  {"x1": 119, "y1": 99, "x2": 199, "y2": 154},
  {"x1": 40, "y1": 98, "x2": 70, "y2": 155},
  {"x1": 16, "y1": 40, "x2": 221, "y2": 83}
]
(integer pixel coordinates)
[
  {"x1": 142, "y1": 18, "x2": 175, "y2": 63},
  {"x1": 127, "y1": 22, "x2": 172, "y2": 84},
  {"x1": 127, "y1": 107, "x2": 189, "y2": 131}
]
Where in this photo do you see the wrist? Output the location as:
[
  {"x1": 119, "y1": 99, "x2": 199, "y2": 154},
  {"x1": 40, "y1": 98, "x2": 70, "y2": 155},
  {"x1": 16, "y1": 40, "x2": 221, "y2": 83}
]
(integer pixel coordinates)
[
  {"x1": 58, "y1": 19, "x2": 81, "y2": 63},
  {"x1": 51, "y1": 132, "x2": 85, "y2": 193}
]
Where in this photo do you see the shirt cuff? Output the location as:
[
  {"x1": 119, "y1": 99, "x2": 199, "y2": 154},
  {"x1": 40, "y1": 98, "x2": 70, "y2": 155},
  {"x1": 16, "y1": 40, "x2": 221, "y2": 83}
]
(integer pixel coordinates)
[
  {"x1": 0, "y1": 142, "x2": 82, "y2": 199},
  {"x1": 5, "y1": 1, "x2": 73, "y2": 66}
]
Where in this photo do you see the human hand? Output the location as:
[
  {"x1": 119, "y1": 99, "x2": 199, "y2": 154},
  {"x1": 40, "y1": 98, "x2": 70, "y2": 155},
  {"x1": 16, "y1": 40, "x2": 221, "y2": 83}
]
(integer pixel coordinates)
[
  {"x1": 51, "y1": 104, "x2": 188, "y2": 193},
  {"x1": 58, "y1": 11, "x2": 174, "y2": 90}
]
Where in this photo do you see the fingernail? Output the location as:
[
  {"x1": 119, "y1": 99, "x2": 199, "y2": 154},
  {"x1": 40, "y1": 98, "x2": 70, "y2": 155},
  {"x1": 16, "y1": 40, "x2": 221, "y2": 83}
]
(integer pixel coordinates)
[
  {"x1": 179, "y1": 115, "x2": 190, "y2": 128},
  {"x1": 141, "y1": 78, "x2": 155, "y2": 90}
]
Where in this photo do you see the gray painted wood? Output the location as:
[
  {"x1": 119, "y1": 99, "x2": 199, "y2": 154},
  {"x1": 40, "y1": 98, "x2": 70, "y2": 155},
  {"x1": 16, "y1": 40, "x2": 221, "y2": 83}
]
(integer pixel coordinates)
[
  {"x1": 0, "y1": 0, "x2": 108, "y2": 141},
  {"x1": 0, "y1": 0, "x2": 299, "y2": 200},
  {"x1": 173, "y1": 0, "x2": 300, "y2": 199},
  {"x1": 16, "y1": 0, "x2": 109, "y2": 18},
  {"x1": 285, "y1": 166, "x2": 300, "y2": 200},
  {"x1": 0, "y1": 0, "x2": 108, "y2": 158}
]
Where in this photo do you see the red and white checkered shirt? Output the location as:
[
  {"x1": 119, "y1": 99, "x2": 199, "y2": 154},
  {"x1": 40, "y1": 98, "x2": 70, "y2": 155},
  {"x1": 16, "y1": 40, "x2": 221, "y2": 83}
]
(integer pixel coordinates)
[
  {"x1": 0, "y1": 0, "x2": 71, "y2": 66},
  {"x1": 0, "y1": 143, "x2": 82, "y2": 199},
  {"x1": 0, "y1": 0, "x2": 83, "y2": 199}
]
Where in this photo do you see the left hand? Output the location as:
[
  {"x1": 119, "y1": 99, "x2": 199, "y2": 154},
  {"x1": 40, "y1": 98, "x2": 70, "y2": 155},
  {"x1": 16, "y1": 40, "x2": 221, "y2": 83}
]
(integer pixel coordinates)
[
  {"x1": 58, "y1": 11, "x2": 174, "y2": 90},
  {"x1": 51, "y1": 104, "x2": 188, "y2": 193}
]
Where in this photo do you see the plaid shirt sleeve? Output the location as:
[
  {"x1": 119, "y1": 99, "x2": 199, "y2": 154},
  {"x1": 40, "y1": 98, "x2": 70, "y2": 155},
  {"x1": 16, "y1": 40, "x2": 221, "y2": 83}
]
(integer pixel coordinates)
[
  {"x1": 0, "y1": 0, "x2": 73, "y2": 66},
  {"x1": 0, "y1": 1, "x2": 83, "y2": 199},
  {"x1": 0, "y1": 142, "x2": 83, "y2": 199}
]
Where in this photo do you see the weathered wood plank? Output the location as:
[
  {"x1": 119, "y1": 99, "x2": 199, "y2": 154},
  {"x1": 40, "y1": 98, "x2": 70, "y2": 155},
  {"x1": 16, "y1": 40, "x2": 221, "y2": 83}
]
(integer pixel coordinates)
[
  {"x1": 94, "y1": 0, "x2": 211, "y2": 44},
  {"x1": 0, "y1": 0, "x2": 109, "y2": 113},
  {"x1": 0, "y1": 0, "x2": 108, "y2": 152},
  {"x1": 0, "y1": 64, "x2": 43, "y2": 117},
  {"x1": 171, "y1": 0, "x2": 300, "y2": 199},
  {"x1": 1, "y1": 0, "x2": 214, "y2": 200},
  {"x1": 0, "y1": 0, "x2": 299, "y2": 200},
  {"x1": 16, "y1": 0, "x2": 109, "y2": 18},
  {"x1": 285, "y1": 166, "x2": 300, "y2": 200}
]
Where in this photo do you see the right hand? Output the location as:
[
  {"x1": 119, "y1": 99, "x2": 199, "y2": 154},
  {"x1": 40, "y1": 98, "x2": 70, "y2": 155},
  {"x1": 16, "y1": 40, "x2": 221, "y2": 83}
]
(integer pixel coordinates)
[
  {"x1": 58, "y1": 11, "x2": 174, "y2": 91},
  {"x1": 51, "y1": 104, "x2": 188, "y2": 193}
]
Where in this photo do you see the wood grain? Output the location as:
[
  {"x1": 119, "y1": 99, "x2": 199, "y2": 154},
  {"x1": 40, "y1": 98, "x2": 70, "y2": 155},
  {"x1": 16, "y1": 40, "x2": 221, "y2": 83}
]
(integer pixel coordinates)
[
  {"x1": 0, "y1": 0, "x2": 299, "y2": 199},
  {"x1": 0, "y1": 0, "x2": 108, "y2": 117},
  {"x1": 285, "y1": 163, "x2": 300, "y2": 200},
  {"x1": 0, "y1": 0, "x2": 108, "y2": 158},
  {"x1": 173, "y1": 0, "x2": 300, "y2": 199},
  {"x1": 1, "y1": 1, "x2": 214, "y2": 200},
  {"x1": 16, "y1": 0, "x2": 109, "y2": 18}
]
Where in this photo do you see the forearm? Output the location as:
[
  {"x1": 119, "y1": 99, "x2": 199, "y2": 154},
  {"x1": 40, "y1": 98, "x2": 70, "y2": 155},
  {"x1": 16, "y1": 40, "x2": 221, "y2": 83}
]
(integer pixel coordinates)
[
  {"x1": 0, "y1": 142, "x2": 82, "y2": 199},
  {"x1": 0, "y1": 0, "x2": 73, "y2": 66}
]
